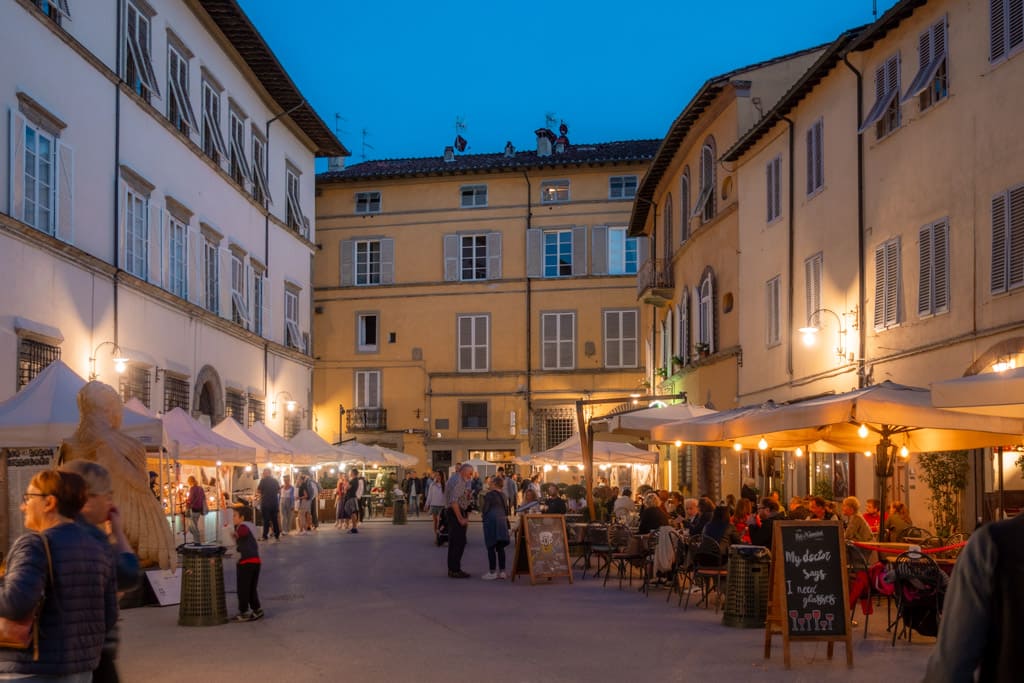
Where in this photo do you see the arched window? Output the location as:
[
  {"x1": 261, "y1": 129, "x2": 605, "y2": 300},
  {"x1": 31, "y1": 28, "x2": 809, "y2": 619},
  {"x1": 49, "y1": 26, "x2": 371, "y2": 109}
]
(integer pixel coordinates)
[
  {"x1": 694, "y1": 137, "x2": 716, "y2": 223},
  {"x1": 680, "y1": 167, "x2": 691, "y2": 243},
  {"x1": 698, "y1": 270, "x2": 716, "y2": 353},
  {"x1": 676, "y1": 292, "x2": 690, "y2": 365},
  {"x1": 663, "y1": 194, "x2": 673, "y2": 263}
]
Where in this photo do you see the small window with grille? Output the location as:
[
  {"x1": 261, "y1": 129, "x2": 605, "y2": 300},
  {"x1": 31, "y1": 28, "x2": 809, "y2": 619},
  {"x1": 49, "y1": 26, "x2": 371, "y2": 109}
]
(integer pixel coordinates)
[
  {"x1": 225, "y1": 389, "x2": 246, "y2": 423},
  {"x1": 17, "y1": 338, "x2": 60, "y2": 391},
  {"x1": 119, "y1": 365, "x2": 151, "y2": 408},
  {"x1": 460, "y1": 402, "x2": 488, "y2": 429},
  {"x1": 283, "y1": 412, "x2": 302, "y2": 439},
  {"x1": 163, "y1": 375, "x2": 190, "y2": 413},
  {"x1": 247, "y1": 396, "x2": 264, "y2": 428},
  {"x1": 545, "y1": 417, "x2": 574, "y2": 449}
]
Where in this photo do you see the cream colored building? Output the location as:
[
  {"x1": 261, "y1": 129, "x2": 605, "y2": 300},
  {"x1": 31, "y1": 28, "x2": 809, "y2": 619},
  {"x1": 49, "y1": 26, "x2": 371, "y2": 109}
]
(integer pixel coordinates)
[
  {"x1": 0, "y1": 1, "x2": 344, "y2": 439},
  {"x1": 313, "y1": 135, "x2": 658, "y2": 474}
]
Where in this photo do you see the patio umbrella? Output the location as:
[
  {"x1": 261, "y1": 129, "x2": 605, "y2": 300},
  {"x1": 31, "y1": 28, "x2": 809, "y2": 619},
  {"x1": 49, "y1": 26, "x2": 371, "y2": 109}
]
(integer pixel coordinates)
[
  {"x1": 649, "y1": 404, "x2": 836, "y2": 450},
  {"x1": 516, "y1": 434, "x2": 657, "y2": 466},
  {"x1": 289, "y1": 429, "x2": 348, "y2": 466},
  {"x1": 335, "y1": 439, "x2": 388, "y2": 466},
  {"x1": 370, "y1": 444, "x2": 418, "y2": 467},
  {"x1": 931, "y1": 366, "x2": 1024, "y2": 418},
  {"x1": 594, "y1": 401, "x2": 715, "y2": 437}
]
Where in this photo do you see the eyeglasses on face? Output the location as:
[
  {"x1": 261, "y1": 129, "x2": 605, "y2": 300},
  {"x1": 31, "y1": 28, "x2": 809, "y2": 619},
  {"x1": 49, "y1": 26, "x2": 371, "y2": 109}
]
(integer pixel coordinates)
[{"x1": 22, "y1": 492, "x2": 49, "y2": 503}]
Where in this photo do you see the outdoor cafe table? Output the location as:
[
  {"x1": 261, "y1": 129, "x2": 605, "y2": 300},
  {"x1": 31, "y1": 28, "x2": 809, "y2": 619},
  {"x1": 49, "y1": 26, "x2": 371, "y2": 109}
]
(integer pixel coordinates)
[{"x1": 851, "y1": 540, "x2": 960, "y2": 574}]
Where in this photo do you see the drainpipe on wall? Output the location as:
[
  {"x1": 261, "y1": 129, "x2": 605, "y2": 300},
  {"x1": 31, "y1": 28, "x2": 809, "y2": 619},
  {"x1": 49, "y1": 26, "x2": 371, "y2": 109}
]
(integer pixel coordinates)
[
  {"x1": 780, "y1": 115, "x2": 796, "y2": 380},
  {"x1": 842, "y1": 55, "x2": 867, "y2": 389},
  {"x1": 522, "y1": 171, "x2": 533, "y2": 430},
  {"x1": 112, "y1": 0, "x2": 123, "y2": 350}
]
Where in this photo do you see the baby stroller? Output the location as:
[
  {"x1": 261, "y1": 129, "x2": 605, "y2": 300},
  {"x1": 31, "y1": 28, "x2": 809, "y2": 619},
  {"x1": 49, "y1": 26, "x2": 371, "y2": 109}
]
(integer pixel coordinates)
[{"x1": 436, "y1": 512, "x2": 449, "y2": 546}]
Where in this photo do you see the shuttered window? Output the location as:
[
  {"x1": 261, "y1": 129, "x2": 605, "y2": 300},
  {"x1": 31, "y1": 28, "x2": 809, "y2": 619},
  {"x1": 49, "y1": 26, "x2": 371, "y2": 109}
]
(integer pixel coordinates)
[
  {"x1": 766, "y1": 276, "x2": 781, "y2": 347},
  {"x1": 698, "y1": 272, "x2": 716, "y2": 352},
  {"x1": 918, "y1": 219, "x2": 950, "y2": 317},
  {"x1": 676, "y1": 294, "x2": 690, "y2": 365},
  {"x1": 680, "y1": 167, "x2": 691, "y2": 242},
  {"x1": 693, "y1": 139, "x2": 716, "y2": 222},
  {"x1": 355, "y1": 370, "x2": 381, "y2": 408},
  {"x1": 805, "y1": 252, "x2": 823, "y2": 324},
  {"x1": 541, "y1": 312, "x2": 575, "y2": 370},
  {"x1": 859, "y1": 54, "x2": 901, "y2": 139},
  {"x1": 873, "y1": 238, "x2": 901, "y2": 329},
  {"x1": 125, "y1": 188, "x2": 148, "y2": 280},
  {"x1": 905, "y1": 17, "x2": 948, "y2": 110},
  {"x1": 604, "y1": 309, "x2": 638, "y2": 368},
  {"x1": 991, "y1": 185, "x2": 1024, "y2": 293},
  {"x1": 990, "y1": 0, "x2": 1024, "y2": 63},
  {"x1": 341, "y1": 238, "x2": 395, "y2": 286},
  {"x1": 806, "y1": 119, "x2": 824, "y2": 195},
  {"x1": 766, "y1": 155, "x2": 782, "y2": 223},
  {"x1": 457, "y1": 314, "x2": 489, "y2": 372}
]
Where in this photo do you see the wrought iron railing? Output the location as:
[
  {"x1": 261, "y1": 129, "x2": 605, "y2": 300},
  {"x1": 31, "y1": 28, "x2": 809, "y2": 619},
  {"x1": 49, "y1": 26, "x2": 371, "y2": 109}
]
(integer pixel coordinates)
[
  {"x1": 636, "y1": 258, "x2": 674, "y2": 296},
  {"x1": 347, "y1": 408, "x2": 387, "y2": 432}
]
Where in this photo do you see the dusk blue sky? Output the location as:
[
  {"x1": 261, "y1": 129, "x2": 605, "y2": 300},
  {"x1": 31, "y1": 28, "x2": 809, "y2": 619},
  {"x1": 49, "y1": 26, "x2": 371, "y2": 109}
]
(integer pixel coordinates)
[{"x1": 238, "y1": 1, "x2": 900, "y2": 164}]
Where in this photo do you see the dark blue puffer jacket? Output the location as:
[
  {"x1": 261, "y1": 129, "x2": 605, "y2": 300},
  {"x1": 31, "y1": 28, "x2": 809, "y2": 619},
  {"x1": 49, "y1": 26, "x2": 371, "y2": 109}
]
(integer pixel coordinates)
[{"x1": 0, "y1": 522, "x2": 117, "y2": 676}]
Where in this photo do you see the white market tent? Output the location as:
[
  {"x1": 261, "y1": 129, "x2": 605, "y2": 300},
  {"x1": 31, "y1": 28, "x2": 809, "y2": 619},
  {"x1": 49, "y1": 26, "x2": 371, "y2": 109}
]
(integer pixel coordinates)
[
  {"x1": 212, "y1": 416, "x2": 293, "y2": 463},
  {"x1": 0, "y1": 360, "x2": 162, "y2": 448},
  {"x1": 289, "y1": 429, "x2": 349, "y2": 465},
  {"x1": 161, "y1": 407, "x2": 256, "y2": 464},
  {"x1": 335, "y1": 439, "x2": 388, "y2": 466},
  {"x1": 249, "y1": 422, "x2": 296, "y2": 455},
  {"x1": 515, "y1": 433, "x2": 658, "y2": 466}
]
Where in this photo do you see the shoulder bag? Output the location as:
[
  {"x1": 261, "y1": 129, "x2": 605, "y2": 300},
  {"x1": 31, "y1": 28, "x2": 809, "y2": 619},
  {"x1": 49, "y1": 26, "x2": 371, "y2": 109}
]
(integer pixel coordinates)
[{"x1": 0, "y1": 532, "x2": 55, "y2": 661}]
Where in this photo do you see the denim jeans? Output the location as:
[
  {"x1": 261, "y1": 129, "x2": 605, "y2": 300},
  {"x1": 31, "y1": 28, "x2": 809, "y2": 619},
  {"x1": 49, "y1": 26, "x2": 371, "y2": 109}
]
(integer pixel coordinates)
[{"x1": 189, "y1": 511, "x2": 203, "y2": 544}]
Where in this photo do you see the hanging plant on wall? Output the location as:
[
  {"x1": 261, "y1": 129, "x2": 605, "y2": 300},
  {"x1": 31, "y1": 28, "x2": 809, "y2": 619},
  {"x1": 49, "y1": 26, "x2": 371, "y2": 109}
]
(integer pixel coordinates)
[{"x1": 916, "y1": 450, "x2": 968, "y2": 538}]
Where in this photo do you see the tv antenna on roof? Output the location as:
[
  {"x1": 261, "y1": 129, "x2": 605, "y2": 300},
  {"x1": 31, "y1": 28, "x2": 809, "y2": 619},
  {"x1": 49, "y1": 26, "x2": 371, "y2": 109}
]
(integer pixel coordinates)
[
  {"x1": 333, "y1": 113, "x2": 347, "y2": 137},
  {"x1": 544, "y1": 112, "x2": 557, "y2": 130},
  {"x1": 872, "y1": 0, "x2": 877, "y2": 19},
  {"x1": 360, "y1": 128, "x2": 374, "y2": 161},
  {"x1": 453, "y1": 116, "x2": 468, "y2": 152}
]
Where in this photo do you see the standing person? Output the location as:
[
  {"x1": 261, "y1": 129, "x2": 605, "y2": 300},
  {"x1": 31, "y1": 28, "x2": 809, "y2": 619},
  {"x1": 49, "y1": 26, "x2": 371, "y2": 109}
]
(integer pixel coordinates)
[
  {"x1": 344, "y1": 468, "x2": 365, "y2": 534},
  {"x1": 0, "y1": 470, "x2": 117, "y2": 679},
  {"x1": 501, "y1": 468, "x2": 519, "y2": 516},
  {"x1": 923, "y1": 514, "x2": 1024, "y2": 682},
  {"x1": 445, "y1": 464, "x2": 474, "y2": 578},
  {"x1": 334, "y1": 475, "x2": 349, "y2": 529},
  {"x1": 229, "y1": 504, "x2": 263, "y2": 622},
  {"x1": 307, "y1": 475, "x2": 320, "y2": 531},
  {"x1": 279, "y1": 474, "x2": 295, "y2": 537},
  {"x1": 256, "y1": 468, "x2": 281, "y2": 541},
  {"x1": 419, "y1": 471, "x2": 432, "y2": 512},
  {"x1": 186, "y1": 475, "x2": 206, "y2": 544},
  {"x1": 481, "y1": 475, "x2": 510, "y2": 580},
  {"x1": 403, "y1": 471, "x2": 420, "y2": 517},
  {"x1": 424, "y1": 470, "x2": 447, "y2": 538},
  {"x1": 295, "y1": 474, "x2": 312, "y2": 535}
]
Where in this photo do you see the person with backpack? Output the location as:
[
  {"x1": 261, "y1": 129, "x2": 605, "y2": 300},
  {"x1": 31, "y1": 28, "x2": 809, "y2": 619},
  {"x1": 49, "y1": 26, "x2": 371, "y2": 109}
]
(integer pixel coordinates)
[{"x1": 343, "y1": 468, "x2": 364, "y2": 534}]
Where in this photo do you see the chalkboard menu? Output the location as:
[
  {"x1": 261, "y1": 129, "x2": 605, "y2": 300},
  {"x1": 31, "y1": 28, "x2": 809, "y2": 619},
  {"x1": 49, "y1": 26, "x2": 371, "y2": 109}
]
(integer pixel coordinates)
[{"x1": 511, "y1": 514, "x2": 573, "y2": 584}]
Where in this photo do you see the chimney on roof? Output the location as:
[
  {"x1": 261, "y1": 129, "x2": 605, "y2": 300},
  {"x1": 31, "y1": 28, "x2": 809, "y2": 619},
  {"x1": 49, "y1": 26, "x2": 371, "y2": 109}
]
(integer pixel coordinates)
[
  {"x1": 535, "y1": 129, "x2": 554, "y2": 157},
  {"x1": 443, "y1": 146, "x2": 455, "y2": 163},
  {"x1": 504, "y1": 141, "x2": 515, "y2": 157},
  {"x1": 327, "y1": 156, "x2": 345, "y2": 172}
]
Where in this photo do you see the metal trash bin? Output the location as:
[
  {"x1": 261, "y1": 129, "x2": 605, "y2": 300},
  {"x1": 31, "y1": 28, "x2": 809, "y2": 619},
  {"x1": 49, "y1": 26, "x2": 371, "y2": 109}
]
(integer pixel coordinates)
[
  {"x1": 392, "y1": 498, "x2": 407, "y2": 525},
  {"x1": 177, "y1": 545, "x2": 228, "y2": 626},
  {"x1": 722, "y1": 544, "x2": 771, "y2": 628}
]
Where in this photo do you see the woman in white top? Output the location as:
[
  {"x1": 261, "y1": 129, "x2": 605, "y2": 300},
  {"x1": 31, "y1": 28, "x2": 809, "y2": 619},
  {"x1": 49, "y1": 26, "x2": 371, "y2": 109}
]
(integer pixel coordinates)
[{"x1": 424, "y1": 470, "x2": 447, "y2": 537}]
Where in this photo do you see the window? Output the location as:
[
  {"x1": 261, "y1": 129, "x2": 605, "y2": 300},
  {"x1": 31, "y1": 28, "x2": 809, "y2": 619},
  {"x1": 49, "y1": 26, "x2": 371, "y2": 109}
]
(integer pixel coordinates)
[
  {"x1": 22, "y1": 123, "x2": 55, "y2": 235},
  {"x1": 201, "y1": 80, "x2": 227, "y2": 163},
  {"x1": 355, "y1": 191, "x2": 381, "y2": 214},
  {"x1": 167, "y1": 44, "x2": 196, "y2": 136},
  {"x1": 229, "y1": 111, "x2": 250, "y2": 188},
  {"x1": 225, "y1": 389, "x2": 245, "y2": 422},
  {"x1": 355, "y1": 370, "x2": 381, "y2": 408},
  {"x1": 163, "y1": 374, "x2": 189, "y2": 412},
  {"x1": 460, "y1": 402, "x2": 488, "y2": 429},
  {"x1": 119, "y1": 365, "x2": 151, "y2": 408},
  {"x1": 859, "y1": 54, "x2": 901, "y2": 139},
  {"x1": 17, "y1": 338, "x2": 60, "y2": 390},
  {"x1": 905, "y1": 18, "x2": 948, "y2": 111},
  {"x1": 203, "y1": 236, "x2": 219, "y2": 314},
  {"x1": 356, "y1": 239, "x2": 381, "y2": 285},
  {"x1": 33, "y1": 0, "x2": 70, "y2": 23},
  {"x1": 806, "y1": 119, "x2": 824, "y2": 195},
  {"x1": 341, "y1": 238, "x2": 394, "y2": 286},
  {"x1": 990, "y1": 0, "x2": 1024, "y2": 62},
  {"x1": 540, "y1": 180, "x2": 570, "y2": 204},
  {"x1": 541, "y1": 312, "x2": 575, "y2": 370},
  {"x1": 357, "y1": 312, "x2": 378, "y2": 352},
  {"x1": 676, "y1": 294, "x2": 690, "y2": 365},
  {"x1": 457, "y1": 314, "x2": 489, "y2": 372},
  {"x1": 251, "y1": 132, "x2": 270, "y2": 205},
  {"x1": 663, "y1": 195, "x2": 673, "y2": 261},
  {"x1": 460, "y1": 185, "x2": 487, "y2": 208},
  {"x1": 766, "y1": 155, "x2": 782, "y2": 223},
  {"x1": 766, "y1": 276, "x2": 781, "y2": 347},
  {"x1": 252, "y1": 266, "x2": 264, "y2": 336},
  {"x1": 544, "y1": 416, "x2": 574, "y2": 449},
  {"x1": 124, "y1": 2, "x2": 159, "y2": 102},
  {"x1": 460, "y1": 234, "x2": 487, "y2": 280},
  {"x1": 284, "y1": 287, "x2": 303, "y2": 350},
  {"x1": 918, "y1": 219, "x2": 950, "y2": 317},
  {"x1": 805, "y1": 252, "x2": 823, "y2": 323},
  {"x1": 230, "y1": 252, "x2": 249, "y2": 327},
  {"x1": 442, "y1": 233, "x2": 502, "y2": 281},
  {"x1": 283, "y1": 413, "x2": 301, "y2": 439},
  {"x1": 168, "y1": 215, "x2": 187, "y2": 299},
  {"x1": 873, "y1": 237, "x2": 901, "y2": 330},
  {"x1": 608, "y1": 227, "x2": 639, "y2": 275},
  {"x1": 609, "y1": 175, "x2": 637, "y2": 199},
  {"x1": 285, "y1": 166, "x2": 307, "y2": 235},
  {"x1": 698, "y1": 272, "x2": 715, "y2": 352},
  {"x1": 544, "y1": 230, "x2": 573, "y2": 277},
  {"x1": 693, "y1": 138, "x2": 716, "y2": 222},
  {"x1": 247, "y1": 396, "x2": 264, "y2": 427},
  {"x1": 125, "y1": 188, "x2": 148, "y2": 279},
  {"x1": 680, "y1": 167, "x2": 691, "y2": 242},
  {"x1": 604, "y1": 309, "x2": 638, "y2": 368},
  {"x1": 991, "y1": 185, "x2": 1024, "y2": 293}
]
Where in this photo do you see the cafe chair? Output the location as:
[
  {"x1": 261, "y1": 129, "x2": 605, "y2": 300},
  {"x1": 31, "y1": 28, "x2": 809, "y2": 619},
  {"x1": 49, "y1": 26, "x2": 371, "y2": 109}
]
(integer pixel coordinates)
[
  {"x1": 666, "y1": 531, "x2": 695, "y2": 606},
  {"x1": 890, "y1": 550, "x2": 946, "y2": 646},
  {"x1": 604, "y1": 528, "x2": 648, "y2": 590},
  {"x1": 684, "y1": 535, "x2": 728, "y2": 612},
  {"x1": 579, "y1": 522, "x2": 608, "y2": 578},
  {"x1": 846, "y1": 542, "x2": 888, "y2": 638},
  {"x1": 591, "y1": 523, "x2": 626, "y2": 582},
  {"x1": 939, "y1": 532, "x2": 968, "y2": 560},
  {"x1": 895, "y1": 526, "x2": 933, "y2": 544}
]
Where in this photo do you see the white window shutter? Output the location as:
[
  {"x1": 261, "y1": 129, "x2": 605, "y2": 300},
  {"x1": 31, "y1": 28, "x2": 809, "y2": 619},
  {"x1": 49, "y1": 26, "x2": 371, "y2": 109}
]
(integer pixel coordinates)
[
  {"x1": 708, "y1": 277, "x2": 716, "y2": 353},
  {"x1": 148, "y1": 204, "x2": 163, "y2": 286},
  {"x1": 188, "y1": 229, "x2": 203, "y2": 305},
  {"x1": 486, "y1": 232, "x2": 502, "y2": 280},
  {"x1": 9, "y1": 111, "x2": 26, "y2": 221},
  {"x1": 591, "y1": 225, "x2": 608, "y2": 275},
  {"x1": 918, "y1": 225, "x2": 933, "y2": 316},
  {"x1": 874, "y1": 244, "x2": 887, "y2": 328},
  {"x1": 559, "y1": 313, "x2": 574, "y2": 369},
  {"x1": 766, "y1": 161, "x2": 773, "y2": 222},
  {"x1": 934, "y1": 221, "x2": 949, "y2": 313},
  {"x1": 1011, "y1": 186, "x2": 1024, "y2": 288},
  {"x1": 443, "y1": 234, "x2": 459, "y2": 281},
  {"x1": 991, "y1": 192, "x2": 1008, "y2": 293},
  {"x1": 261, "y1": 274, "x2": 272, "y2": 338},
  {"x1": 118, "y1": 183, "x2": 128, "y2": 270},
  {"x1": 992, "y1": 0, "x2": 1007, "y2": 61},
  {"x1": 55, "y1": 140, "x2": 74, "y2": 244},
  {"x1": 885, "y1": 239, "x2": 900, "y2": 326},
  {"x1": 623, "y1": 309, "x2": 638, "y2": 366},
  {"x1": 637, "y1": 235, "x2": 650, "y2": 265},
  {"x1": 805, "y1": 127, "x2": 814, "y2": 195},
  {"x1": 340, "y1": 239, "x2": 354, "y2": 286},
  {"x1": 380, "y1": 237, "x2": 395, "y2": 285},
  {"x1": 571, "y1": 225, "x2": 587, "y2": 276},
  {"x1": 526, "y1": 228, "x2": 543, "y2": 278},
  {"x1": 219, "y1": 247, "x2": 231, "y2": 318}
]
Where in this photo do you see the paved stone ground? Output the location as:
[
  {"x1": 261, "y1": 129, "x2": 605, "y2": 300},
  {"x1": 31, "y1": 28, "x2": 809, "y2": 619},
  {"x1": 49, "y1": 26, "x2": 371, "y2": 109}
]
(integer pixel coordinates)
[{"x1": 119, "y1": 518, "x2": 934, "y2": 682}]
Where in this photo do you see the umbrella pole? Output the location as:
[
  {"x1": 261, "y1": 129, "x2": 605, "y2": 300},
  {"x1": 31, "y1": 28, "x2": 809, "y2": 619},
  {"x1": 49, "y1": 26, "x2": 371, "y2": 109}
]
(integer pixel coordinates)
[
  {"x1": 575, "y1": 400, "x2": 594, "y2": 521},
  {"x1": 875, "y1": 438, "x2": 891, "y2": 541},
  {"x1": 997, "y1": 446, "x2": 1005, "y2": 521}
]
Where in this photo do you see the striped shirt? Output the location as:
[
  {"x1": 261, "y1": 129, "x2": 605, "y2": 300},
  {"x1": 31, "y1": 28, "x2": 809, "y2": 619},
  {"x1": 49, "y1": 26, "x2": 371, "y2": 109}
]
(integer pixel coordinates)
[{"x1": 445, "y1": 474, "x2": 472, "y2": 511}]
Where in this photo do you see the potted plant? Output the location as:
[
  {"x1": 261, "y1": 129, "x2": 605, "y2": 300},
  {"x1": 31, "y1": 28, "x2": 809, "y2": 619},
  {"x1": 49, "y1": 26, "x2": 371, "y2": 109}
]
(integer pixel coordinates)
[
  {"x1": 695, "y1": 342, "x2": 710, "y2": 358},
  {"x1": 655, "y1": 367, "x2": 668, "y2": 379},
  {"x1": 672, "y1": 354, "x2": 686, "y2": 369}
]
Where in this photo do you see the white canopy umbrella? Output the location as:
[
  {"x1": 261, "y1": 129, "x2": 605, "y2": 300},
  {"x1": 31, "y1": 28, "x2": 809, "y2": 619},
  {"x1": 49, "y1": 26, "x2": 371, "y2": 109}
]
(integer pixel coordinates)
[
  {"x1": 161, "y1": 408, "x2": 256, "y2": 464},
  {"x1": 931, "y1": 366, "x2": 1024, "y2": 418},
  {"x1": 212, "y1": 417, "x2": 293, "y2": 463},
  {"x1": 0, "y1": 360, "x2": 162, "y2": 448},
  {"x1": 595, "y1": 402, "x2": 715, "y2": 437},
  {"x1": 335, "y1": 439, "x2": 388, "y2": 466},
  {"x1": 371, "y1": 444, "x2": 417, "y2": 467},
  {"x1": 289, "y1": 429, "x2": 348, "y2": 466},
  {"x1": 516, "y1": 434, "x2": 657, "y2": 466}
]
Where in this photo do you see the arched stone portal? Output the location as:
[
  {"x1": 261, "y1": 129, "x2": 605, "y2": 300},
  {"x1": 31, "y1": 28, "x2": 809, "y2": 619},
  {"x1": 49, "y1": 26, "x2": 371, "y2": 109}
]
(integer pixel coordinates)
[
  {"x1": 193, "y1": 365, "x2": 224, "y2": 426},
  {"x1": 964, "y1": 336, "x2": 1024, "y2": 376}
]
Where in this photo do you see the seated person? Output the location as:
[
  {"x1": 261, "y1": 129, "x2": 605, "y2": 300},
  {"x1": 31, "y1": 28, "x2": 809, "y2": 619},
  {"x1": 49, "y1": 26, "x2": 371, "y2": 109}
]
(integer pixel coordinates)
[
  {"x1": 885, "y1": 501, "x2": 913, "y2": 541},
  {"x1": 665, "y1": 491, "x2": 684, "y2": 520},
  {"x1": 686, "y1": 497, "x2": 714, "y2": 536},
  {"x1": 748, "y1": 498, "x2": 784, "y2": 548},
  {"x1": 613, "y1": 488, "x2": 637, "y2": 521},
  {"x1": 787, "y1": 496, "x2": 812, "y2": 520},
  {"x1": 808, "y1": 496, "x2": 838, "y2": 521},
  {"x1": 637, "y1": 493, "x2": 670, "y2": 534},
  {"x1": 862, "y1": 498, "x2": 881, "y2": 535},
  {"x1": 702, "y1": 505, "x2": 741, "y2": 558},
  {"x1": 542, "y1": 485, "x2": 567, "y2": 514},
  {"x1": 604, "y1": 486, "x2": 620, "y2": 520},
  {"x1": 516, "y1": 488, "x2": 541, "y2": 514}
]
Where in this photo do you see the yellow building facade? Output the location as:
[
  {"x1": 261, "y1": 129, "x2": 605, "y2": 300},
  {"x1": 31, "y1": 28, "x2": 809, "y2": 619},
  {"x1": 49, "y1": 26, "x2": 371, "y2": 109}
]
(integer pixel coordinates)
[{"x1": 313, "y1": 136, "x2": 658, "y2": 473}]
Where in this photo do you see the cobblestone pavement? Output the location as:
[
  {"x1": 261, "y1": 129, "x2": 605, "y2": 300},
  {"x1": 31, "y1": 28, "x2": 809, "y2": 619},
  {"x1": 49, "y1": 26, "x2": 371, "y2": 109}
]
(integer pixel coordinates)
[{"x1": 119, "y1": 519, "x2": 934, "y2": 682}]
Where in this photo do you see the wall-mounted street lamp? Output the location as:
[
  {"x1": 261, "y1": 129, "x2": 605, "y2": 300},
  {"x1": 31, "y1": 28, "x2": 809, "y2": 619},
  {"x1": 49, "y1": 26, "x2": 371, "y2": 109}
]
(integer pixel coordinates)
[
  {"x1": 272, "y1": 391, "x2": 297, "y2": 419},
  {"x1": 799, "y1": 307, "x2": 854, "y2": 362},
  {"x1": 89, "y1": 341, "x2": 128, "y2": 380}
]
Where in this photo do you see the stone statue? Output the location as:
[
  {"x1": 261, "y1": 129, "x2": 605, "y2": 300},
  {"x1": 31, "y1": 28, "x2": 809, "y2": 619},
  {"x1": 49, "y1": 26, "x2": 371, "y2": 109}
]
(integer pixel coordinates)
[{"x1": 59, "y1": 381, "x2": 175, "y2": 569}]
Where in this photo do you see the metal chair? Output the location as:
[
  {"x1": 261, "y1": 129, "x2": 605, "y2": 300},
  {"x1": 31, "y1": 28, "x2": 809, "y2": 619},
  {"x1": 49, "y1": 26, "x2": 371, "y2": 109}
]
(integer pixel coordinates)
[
  {"x1": 578, "y1": 522, "x2": 608, "y2": 578},
  {"x1": 939, "y1": 532, "x2": 968, "y2": 560},
  {"x1": 604, "y1": 528, "x2": 648, "y2": 589},
  {"x1": 684, "y1": 535, "x2": 728, "y2": 611},
  {"x1": 890, "y1": 550, "x2": 946, "y2": 645},
  {"x1": 591, "y1": 523, "x2": 626, "y2": 582},
  {"x1": 665, "y1": 531, "x2": 694, "y2": 606},
  {"x1": 896, "y1": 526, "x2": 933, "y2": 543}
]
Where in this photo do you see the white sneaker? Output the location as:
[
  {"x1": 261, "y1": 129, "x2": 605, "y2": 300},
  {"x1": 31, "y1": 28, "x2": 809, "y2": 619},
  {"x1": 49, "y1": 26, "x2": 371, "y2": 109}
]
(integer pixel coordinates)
[
  {"x1": 481, "y1": 572, "x2": 498, "y2": 580},
  {"x1": 497, "y1": 571, "x2": 508, "y2": 580}
]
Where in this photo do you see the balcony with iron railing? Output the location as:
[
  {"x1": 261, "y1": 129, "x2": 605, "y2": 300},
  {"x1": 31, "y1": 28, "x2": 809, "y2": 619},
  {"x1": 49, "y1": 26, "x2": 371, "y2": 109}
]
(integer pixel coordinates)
[
  {"x1": 637, "y1": 258, "x2": 675, "y2": 304},
  {"x1": 346, "y1": 408, "x2": 387, "y2": 432}
]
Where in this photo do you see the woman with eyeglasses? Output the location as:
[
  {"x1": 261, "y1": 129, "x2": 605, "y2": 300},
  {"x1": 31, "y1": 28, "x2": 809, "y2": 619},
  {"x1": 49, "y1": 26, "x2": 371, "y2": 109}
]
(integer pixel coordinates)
[{"x1": 0, "y1": 470, "x2": 117, "y2": 681}]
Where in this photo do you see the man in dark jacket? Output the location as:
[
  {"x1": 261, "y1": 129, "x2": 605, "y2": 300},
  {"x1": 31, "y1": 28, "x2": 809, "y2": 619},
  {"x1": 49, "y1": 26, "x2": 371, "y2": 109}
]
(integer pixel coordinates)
[
  {"x1": 256, "y1": 468, "x2": 281, "y2": 541},
  {"x1": 748, "y1": 498, "x2": 784, "y2": 548}
]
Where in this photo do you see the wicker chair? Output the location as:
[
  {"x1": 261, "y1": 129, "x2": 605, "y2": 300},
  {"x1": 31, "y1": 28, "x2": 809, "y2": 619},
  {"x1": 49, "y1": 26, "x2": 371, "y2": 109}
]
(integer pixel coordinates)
[
  {"x1": 666, "y1": 531, "x2": 695, "y2": 606},
  {"x1": 890, "y1": 551, "x2": 946, "y2": 645},
  {"x1": 684, "y1": 534, "x2": 728, "y2": 611}
]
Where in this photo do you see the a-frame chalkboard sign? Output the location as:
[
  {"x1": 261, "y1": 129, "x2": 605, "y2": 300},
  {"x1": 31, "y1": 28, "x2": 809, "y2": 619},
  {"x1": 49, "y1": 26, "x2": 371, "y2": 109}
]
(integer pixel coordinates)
[{"x1": 510, "y1": 514, "x2": 573, "y2": 585}]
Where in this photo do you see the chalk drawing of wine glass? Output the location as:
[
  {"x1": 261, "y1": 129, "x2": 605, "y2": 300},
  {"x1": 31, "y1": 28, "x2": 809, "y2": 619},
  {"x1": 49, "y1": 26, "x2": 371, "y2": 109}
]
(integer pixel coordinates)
[
  {"x1": 826, "y1": 613, "x2": 835, "y2": 631},
  {"x1": 789, "y1": 610, "x2": 799, "y2": 631},
  {"x1": 812, "y1": 609, "x2": 821, "y2": 630},
  {"x1": 797, "y1": 616, "x2": 805, "y2": 631}
]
